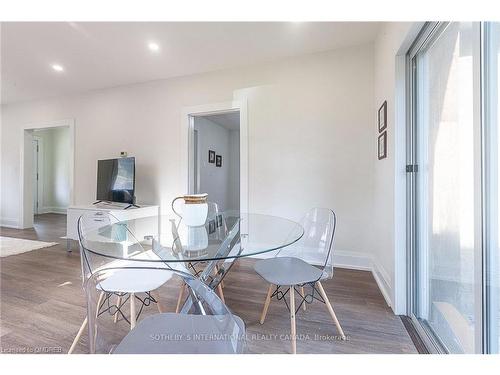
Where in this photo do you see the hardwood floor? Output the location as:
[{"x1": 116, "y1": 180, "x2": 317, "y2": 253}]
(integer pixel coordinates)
[{"x1": 0, "y1": 214, "x2": 417, "y2": 354}]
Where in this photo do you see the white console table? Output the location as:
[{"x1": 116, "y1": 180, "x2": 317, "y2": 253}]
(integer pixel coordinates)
[{"x1": 66, "y1": 204, "x2": 159, "y2": 251}]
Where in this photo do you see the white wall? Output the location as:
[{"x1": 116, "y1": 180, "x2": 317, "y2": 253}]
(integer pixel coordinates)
[
  {"x1": 33, "y1": 126, "x2": 70, "y2": 213},
  {"x1": 1, "y1": 43, "x2": 375, "y2": 266},
  {"x1": 194, "y1": 117, "x2": 230, "y2": 210}
]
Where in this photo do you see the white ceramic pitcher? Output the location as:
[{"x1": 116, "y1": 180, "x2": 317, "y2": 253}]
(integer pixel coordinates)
[{"x1": 171, "y1": 193, "x2": 208, "y2": 227}]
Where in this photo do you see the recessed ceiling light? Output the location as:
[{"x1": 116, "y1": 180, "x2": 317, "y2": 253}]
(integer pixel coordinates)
[
  {"x1": 148, "y1": 42, "x2": 160, "y2": 52},
  {"x1": 51, "y1": 64, "x2": 64, "y2": 72}
]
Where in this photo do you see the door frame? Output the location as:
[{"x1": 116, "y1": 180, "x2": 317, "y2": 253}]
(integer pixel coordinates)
[
  {"x1": 32, "y1": 135, "x2": 43, "y2": 215},
  {"x1": 181, "y1": 101, "x2": 248, "y2": 214},
  {"x1": 19, "y1": 119, "x2": 75, "y2": 229}
]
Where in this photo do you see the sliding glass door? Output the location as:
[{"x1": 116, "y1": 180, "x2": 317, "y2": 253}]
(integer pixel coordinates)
[{"x1": 407, "y1": 21, "x2": 500, "y2": 353}]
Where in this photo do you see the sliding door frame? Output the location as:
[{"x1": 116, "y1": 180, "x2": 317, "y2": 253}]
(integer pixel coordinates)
[
  {"x1": 406, "y1": 21, "x2": 486, "y2": 354},
  {"x1": 481, "y1": 21, "x2": 499, "y2": 354}
]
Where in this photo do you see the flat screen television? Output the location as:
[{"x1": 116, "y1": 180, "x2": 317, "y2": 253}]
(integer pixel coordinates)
[{"x1": 96, "y1": 157, "x2": 135, "y2": 204}]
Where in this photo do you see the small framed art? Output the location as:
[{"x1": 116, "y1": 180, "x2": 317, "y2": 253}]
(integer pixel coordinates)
[
  {"x1": 216, "y1": 155, "x2": 222, "y2": 167},
  {"x1": 208, "y1": 150, "x2": 215, "y2": 163},
  {"x1": 208, "y1": 220, "x2": 216, "y2": 234},
  {"x1": 378, "y1": 131, "x2": 387, "y2": 160},
  {"x1": 378, "y1": 100, "x2": 387, "y2": 132}
]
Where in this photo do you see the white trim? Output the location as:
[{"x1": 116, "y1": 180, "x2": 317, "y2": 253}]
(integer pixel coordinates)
[
  {"x1": 333, "y1": 250, "x2": 372, "y2": 271},
  {"x1": 32, "y1": 135, "x2": 44, "y2": 215},
  {"x1": 394, "y1": 53, "x2": 409, "y2": 315},
  {"x1": 37, "y1": 206, "x2": 67, "y2": 215},
  {"x1": 181, "y1": 101, "x2": 248, "y2": 214},
  {"x1": 0, "y1": 217, "x2": 20, "y2": 228},
  {"x1": 372, "y1": 257, "x2": 393, "y2": 308},
  {"x1": 19, "y1": 119, "x2": 75, "y2": 229},
  {"x1": 251, "y1": 249, "x2": 372, "y2": 269},
  {"x1": 393, "y1": 23, "x2": 426, "y2": 315}
]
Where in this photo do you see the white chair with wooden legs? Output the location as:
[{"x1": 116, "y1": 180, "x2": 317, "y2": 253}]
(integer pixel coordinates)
[
  {"x1": 254, "y1": 208, "x2": 345, "y2": 354},
  {"x1": 85, "y1": 269, "x2": 246, "y2": 354},
  {"x1": 68, "y1": 213, "x2": 174, "y2": 354}
]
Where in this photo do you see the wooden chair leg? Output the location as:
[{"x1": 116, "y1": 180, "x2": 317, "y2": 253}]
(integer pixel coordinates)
[
  {"x1": 175, "y1": 283, "x2": 186, "y2": 313},
  {"x1": 92, "y1": 292, "x2": 105, "y2": 350},
  {"x1": 150, "y1": 290, "x2": 164, "y2": 313},
  {"x1": 114, "y1": 295, "x2": 122, "y2": 323},
  {"x1": 260, "y1": 284, "x2": 274, "y2": 324},
  {"x1": 130, "y1": 293, "x2": 136, "y2": 330},
  {"x1": 217, "y1": 283, "x2": 225, "y2": 303},
  {"x1": 300, "y1": 286, "x2": 307, "y2": 311},
  {"x1": 68, "y1": 317, "x2": 87, "y2": 354},
  {"x1": 290, "y1": 286, "x2": 297, "y2": 354},
  {"x1": 316, "y1": 281, "x2": 345, "y2": 339},
  {"x1": 215, "y1": 265, "x2": 224, "y2": 288},
  {"x1": 69, "y1": 291, "x2": 104, "y2": 354}
]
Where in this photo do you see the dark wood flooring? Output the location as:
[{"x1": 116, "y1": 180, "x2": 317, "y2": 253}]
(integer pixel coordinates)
[{"x1": 0, "y1": 213, "x2": 417, "y2": 354}]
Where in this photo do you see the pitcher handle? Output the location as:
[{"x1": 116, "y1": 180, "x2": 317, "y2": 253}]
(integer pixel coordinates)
[{"x1": 171, "y1": 196, "x2": 183, "y2": 218}]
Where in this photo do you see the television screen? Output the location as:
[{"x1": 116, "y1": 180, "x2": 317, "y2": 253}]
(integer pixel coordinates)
[{"x1": 96, "y1": 157, "x2": 135, "y2": 204}]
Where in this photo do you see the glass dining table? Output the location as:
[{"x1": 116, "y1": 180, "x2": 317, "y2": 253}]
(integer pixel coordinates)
[
  {"x1": 81, "y1": 212, "x2": 304, "y2": 314},
  {"x1": 76, "y1": 211, "x2": 304, "y2": 353}
]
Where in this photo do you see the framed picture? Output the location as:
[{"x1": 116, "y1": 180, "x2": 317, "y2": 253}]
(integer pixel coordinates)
[
  {"x1": 378, "y1": 100, "x2": 387, "y2": 132},
  {"x1": 216, "y1": 214, "x2": 223, "y2": 228},
  {"x1": 216, "y1": 155, "x2": 222, "y2": 167},
  {"x1": 378, "y1": 131, "x2": 387, "y2": 160},
  {"x1": 208, "y1": 150, "x2": 215, "y2": 163},
  {"x1": 208, "y1": 220, "x2": 216, "y2": 234}
]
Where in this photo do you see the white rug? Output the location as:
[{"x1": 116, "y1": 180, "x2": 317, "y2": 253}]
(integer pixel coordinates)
[{"x1": 0, "y1": 236, "x2": 58, "y2": 257}]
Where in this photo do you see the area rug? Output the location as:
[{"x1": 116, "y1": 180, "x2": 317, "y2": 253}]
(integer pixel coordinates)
[{"x1": 0, "y1": 236, "x2": 58, "y2": 257}]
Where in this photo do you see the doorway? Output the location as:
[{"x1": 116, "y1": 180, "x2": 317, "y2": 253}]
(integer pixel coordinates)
[
  {"x1": 191, "y1": 111, "x2": 240, "y2": 214},
  {"x1": 20, "y1": 120, "x2": 75, "y2": 229}
]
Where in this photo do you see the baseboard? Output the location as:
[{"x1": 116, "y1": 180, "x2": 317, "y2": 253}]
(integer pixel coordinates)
[
  {"x1": 250, "y1": 249, "x2": 371, "y2": 269},
  {"x1": 335, "y1": 251, "x2": 393, "y2": 308},
  {"x1": 371, "y1": 258, "x2": 393, "y2": 308},
  {"x1": 0, "y1": 217, "x2": 20, "y2": 228},
  {"x1": 37, "y1": 207, "x2": 67, "y2": 215},
  {"x1": 333, "y1": 250, "x2": 372, "y2": 271}
]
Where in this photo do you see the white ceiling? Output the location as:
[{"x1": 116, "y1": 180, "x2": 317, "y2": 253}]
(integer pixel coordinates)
[
  {"x1": 1, "y1": 22, "x2": 382, "y2": 104},
  {"x1": 202, "y1": 112, "x2": 240, "y2": 131}
]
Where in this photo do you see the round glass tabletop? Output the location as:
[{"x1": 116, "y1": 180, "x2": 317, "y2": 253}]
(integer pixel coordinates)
[{"x1": 79, "y1": 213, "x2": 304, "y2": 263}]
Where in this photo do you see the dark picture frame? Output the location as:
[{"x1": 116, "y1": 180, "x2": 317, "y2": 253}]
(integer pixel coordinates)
[
  {"x1": 378, "y1": 100, "x2": 387, "y2": 132},
  {"x1": 378, "y1": 131, "x2": 387, "y2": 160},
  {"x1": 208, "y1": 220, "x2": 216, "y2": 234},
  {"x1": 208, "y1": 150, "x2": 215, "y2": 163},
  {"x1": 216, "y1": 155, "x2": 222, "y2": 167}
]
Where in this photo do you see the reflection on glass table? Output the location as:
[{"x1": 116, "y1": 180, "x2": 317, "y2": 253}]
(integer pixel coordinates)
[{"x1": 83, "y1": 213, "x2": 304, "y2": 264}]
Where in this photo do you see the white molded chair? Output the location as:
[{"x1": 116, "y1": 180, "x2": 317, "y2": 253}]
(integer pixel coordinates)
[
  {"x1": 253, "y1": 208, "x2": 345, "y2": 354},
  {"x1": 68, "y1": 213, "x2": 176, "y2": 353},
  {"x1": 83, "y1": 263, "x2": 245, "y2": 354}
]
